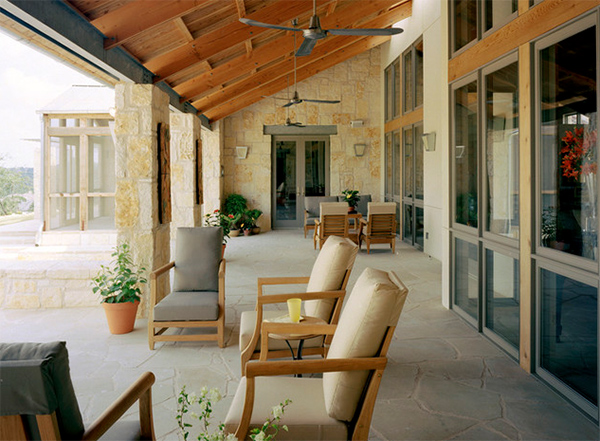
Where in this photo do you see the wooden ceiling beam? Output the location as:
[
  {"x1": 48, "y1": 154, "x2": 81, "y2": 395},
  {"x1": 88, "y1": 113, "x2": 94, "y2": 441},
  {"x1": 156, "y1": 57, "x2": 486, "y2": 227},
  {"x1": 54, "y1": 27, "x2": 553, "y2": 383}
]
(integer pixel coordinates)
[
  {"x1": 145, "y1": 0, "x2": 339, "y2": 80},
  {"x1": 174, "y1": 17, "x2": 194, "y2": 42},
  {"x1": 203, "y1": 35, "x2": 390, "y2": 121},
  {"x1": 174, "y1": 0, "x2": 410, "y2": 100},
  {"x1": 92, "y1": 0, "x2": 211, "y2": 50}
]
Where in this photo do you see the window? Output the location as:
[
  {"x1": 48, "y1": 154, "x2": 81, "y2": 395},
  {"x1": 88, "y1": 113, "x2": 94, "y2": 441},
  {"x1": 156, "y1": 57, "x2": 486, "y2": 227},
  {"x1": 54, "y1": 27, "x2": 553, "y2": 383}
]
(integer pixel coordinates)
[
  {"x1": 45, "y1": 116, "x2": 115, "y2": 231},
  {"x1": 484, "y1": 0, "x2": 517, "y2": 32},
  {"x1": 455, "y1": 236, "x2": 479, "y2": 321},
  {"x1": 384, "y1": 58, "x2": 400, "y2": 121},
  {"x1": 403, "y1": 39, "x2": 424, "y2": 113},
  {"x1": 453, "y1": 0, "x2": 477, "y2": 53},
  {"x1": 484, "y1": 61, "x2": 519, "y2": 239},
  {"x1": 403, "y1": 123, "x2": 424, "y2": 248}
]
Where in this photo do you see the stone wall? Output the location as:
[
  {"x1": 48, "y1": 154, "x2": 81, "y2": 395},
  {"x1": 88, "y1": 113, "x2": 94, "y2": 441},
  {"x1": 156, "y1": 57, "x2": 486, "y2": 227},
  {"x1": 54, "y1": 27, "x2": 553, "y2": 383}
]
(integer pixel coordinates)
[
  {"x1": 201, "y1": 120, "x2": 224, "y2": 215},
  {"x1": 222, "y1": 48, "x2": 383, "y2": 230},
  {"x1": 114, "y1": 83, "x2": 171, "y2": 316}
]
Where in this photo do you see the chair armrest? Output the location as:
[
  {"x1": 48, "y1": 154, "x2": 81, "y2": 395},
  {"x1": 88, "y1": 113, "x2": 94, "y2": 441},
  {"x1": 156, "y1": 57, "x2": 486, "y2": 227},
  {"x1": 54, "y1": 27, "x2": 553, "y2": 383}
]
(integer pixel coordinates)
[
  {"x1": 82, "y1": 372, "x2": 156, "y2": 441},
  {"x1": 359, "y1": 218, "x2": 368, "y2": 225},
  {"x1": 151, "y1": 261, "x2": 175, "y2": 281},
  {"x1": 219, "y1": 259, "x2": 226, "y2": 278},
  {"x1": 256, "y1": 290, "x2": 345, "y2": 306},
  {"x1": 257, "y1": 276, "x2": 310, "y2": 296}
]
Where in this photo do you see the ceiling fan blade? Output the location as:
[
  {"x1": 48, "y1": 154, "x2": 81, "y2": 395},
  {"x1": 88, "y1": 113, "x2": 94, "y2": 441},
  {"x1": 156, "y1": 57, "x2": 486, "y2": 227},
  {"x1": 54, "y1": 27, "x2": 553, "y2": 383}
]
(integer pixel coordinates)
[
  {"x1": 239, "y1": 18, "x2": 301, "y2": 32},
  {"x1": 328, "y1": 27, "x2": 404, "y2": 36},
  {"x1": 303, "y1": 99, "x2": 341, "y2": 104},
  {"x1": 295, "y1": 38, "x2": 318, "y2": 57}
]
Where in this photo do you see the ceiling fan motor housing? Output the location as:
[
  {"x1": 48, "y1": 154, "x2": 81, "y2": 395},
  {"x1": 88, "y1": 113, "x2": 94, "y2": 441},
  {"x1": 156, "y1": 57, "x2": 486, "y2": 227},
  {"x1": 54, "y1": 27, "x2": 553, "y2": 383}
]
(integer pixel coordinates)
[{"x1": 304, "y1": 15, "x2": 327, "y2": 39}]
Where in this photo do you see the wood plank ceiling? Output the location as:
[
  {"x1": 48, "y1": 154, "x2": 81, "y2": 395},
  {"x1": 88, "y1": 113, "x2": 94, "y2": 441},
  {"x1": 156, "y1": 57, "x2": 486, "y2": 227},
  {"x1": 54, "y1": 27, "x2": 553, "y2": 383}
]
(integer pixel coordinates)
[{"x1": 66, "y1": 0, "x2": 412, "y2": 123}]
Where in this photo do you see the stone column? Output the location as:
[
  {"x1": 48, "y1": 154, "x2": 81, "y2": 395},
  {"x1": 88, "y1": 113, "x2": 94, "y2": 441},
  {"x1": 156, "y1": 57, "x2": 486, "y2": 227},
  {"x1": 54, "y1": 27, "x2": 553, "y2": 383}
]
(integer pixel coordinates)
[
  {"x1": 201, "y1": 120, "x2": 223, "y2": 214},
  {"x1": 170, "y1": 113, "x2": 202, "y2": 230},
  {"x1": 113, "y1": 83, "x2": 171, "y2": 317}
]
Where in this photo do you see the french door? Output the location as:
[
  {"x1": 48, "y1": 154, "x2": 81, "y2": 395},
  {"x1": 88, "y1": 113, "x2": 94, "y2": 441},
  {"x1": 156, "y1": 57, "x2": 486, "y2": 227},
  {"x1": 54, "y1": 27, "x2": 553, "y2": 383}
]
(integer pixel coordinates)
[{"x1": 272, "y1": 136, "x2": 330, "y2": 228}]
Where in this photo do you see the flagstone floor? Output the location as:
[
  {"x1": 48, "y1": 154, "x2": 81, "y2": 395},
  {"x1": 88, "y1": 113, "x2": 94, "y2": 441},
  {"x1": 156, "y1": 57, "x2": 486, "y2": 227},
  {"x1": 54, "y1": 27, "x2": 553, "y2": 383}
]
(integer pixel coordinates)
[{"x1": 1, "y1": 230, "x2": 598, "y2": 440}]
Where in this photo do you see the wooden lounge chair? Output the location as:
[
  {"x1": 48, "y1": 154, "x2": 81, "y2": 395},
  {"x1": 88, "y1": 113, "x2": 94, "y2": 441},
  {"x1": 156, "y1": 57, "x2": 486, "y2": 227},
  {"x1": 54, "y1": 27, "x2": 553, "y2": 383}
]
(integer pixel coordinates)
[
  {"x1": 358, "y1": 202, "x2": 397, "y2": 253},
  {"x1": 314, "y1": 202, "x2": 349, "y2": 249}
]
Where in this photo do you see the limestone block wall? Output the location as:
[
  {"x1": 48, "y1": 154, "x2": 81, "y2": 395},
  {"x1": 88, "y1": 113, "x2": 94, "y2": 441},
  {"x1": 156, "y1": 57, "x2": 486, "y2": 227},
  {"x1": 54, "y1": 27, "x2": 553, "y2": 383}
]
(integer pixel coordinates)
[
  {"x1": 114, "y1": 83, "x2": 171, "y2": 316},
  {"x1": 223, "y1": 48, "x2": 383, "y2": 231},
  {"x1": 170, "y1": 113, "x2": 202, "y2": 232}
]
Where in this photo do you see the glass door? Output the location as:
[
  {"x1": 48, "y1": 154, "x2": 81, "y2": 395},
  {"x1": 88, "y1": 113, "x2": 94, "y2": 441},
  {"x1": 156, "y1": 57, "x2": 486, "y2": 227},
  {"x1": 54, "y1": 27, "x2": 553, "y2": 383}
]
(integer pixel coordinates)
[
  {"x1": 272, "y1": 136, "x2": 330, "y2": 229},
  {"x1": 402, "y1": 123, "x2": 424, "y2": 249}
]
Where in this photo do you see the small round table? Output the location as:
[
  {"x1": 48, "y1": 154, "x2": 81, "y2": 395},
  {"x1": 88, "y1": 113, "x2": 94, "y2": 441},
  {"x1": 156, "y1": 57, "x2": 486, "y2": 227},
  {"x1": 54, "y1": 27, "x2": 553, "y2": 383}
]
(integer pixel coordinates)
[{"x1": 268, "y1": 316, "x2": 327, "y2": 368}]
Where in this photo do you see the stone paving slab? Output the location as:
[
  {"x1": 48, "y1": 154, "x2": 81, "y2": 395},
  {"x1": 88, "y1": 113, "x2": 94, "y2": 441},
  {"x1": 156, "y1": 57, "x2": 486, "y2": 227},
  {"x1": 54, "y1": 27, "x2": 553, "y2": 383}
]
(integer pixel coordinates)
[{"x1": 1, "y1": 230, "x2": 598, "y2": 440}]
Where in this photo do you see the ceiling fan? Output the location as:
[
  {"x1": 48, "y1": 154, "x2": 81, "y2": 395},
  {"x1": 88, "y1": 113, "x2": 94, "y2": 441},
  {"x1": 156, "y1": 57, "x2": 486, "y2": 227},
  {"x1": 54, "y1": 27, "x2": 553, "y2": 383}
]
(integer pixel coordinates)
[
  {"x1": 239, "y1": 0, "x2": 404, "y2": 57},
  {"x1": 268, "y1": 27, "x2": 340, "y2": 108}
]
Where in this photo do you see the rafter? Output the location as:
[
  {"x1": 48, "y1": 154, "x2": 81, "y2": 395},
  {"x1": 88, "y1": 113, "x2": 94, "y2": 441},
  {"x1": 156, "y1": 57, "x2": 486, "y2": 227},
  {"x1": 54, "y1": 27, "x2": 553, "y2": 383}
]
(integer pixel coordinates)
[
  {"x1": 173, "y1": 17, "x2": 194, "y2": 42},
  {"x1": 144, "y1": 0, "x2": 337, "y2": 80},
  {"x1": 173, "y1": 0, "x2": 410, "y2": 100},
  {"x1": 92, "y1": 0, "x2": 210, "y2": 50},
  {"x1": 204, "y1": 35, "x2": 390, "y2": 121}
]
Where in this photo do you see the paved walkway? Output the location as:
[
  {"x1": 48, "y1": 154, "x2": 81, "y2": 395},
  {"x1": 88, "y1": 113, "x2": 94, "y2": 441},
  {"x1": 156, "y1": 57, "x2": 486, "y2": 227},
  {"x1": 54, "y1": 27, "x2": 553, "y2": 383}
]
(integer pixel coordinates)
[{"x1": 1, "y1": 230, "x2": 598, "y2": 440}]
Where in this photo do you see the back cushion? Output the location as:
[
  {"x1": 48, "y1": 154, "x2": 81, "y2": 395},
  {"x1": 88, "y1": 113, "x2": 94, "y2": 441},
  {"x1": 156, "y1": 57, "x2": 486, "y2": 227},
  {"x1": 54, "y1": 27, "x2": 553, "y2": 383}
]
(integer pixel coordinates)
[
  {"x1": 0, "y1": 341, "x2": 85, "y2": 440},
  {"x1": 305, "y1": 196, "x2": 337, "y2": 217},
  {"x1": 304, "y1": 236, "x2": 358, "y2": 321},
  {"x1": 173, "y1": 227, "x2": 222, "y2": 292},
  {"x1": 323, "y1": 268, "x2": 408, "y2": 422},
  {"x1": 368, "y1": 202, "x2": 396, "y2": 215}
]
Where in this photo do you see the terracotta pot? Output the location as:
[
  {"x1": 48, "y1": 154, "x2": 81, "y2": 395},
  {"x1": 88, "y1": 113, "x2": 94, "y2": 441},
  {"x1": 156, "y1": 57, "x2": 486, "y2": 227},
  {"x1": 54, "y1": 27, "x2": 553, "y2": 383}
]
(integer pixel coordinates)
[
  {"x1": 229, "y1": 229, "x2": 240, "y2": 237},
  {"x1": 243, "y1": 229, "x2": 251, "y2": 236},
  {"x1": 252, "y1": 227, "x2": 261, "y2": 235},
  {"x1": 102, "y1": 300, "x2": 139, "y2": 335},
  {"x1": 348, "y1": 206, "x2": 356, "y2": 213}
]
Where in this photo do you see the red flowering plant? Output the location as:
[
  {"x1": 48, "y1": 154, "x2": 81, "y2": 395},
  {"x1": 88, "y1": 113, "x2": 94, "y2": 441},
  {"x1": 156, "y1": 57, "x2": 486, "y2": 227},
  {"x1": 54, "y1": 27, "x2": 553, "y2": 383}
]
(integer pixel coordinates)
[
  {"x1": 560, "y1": 127, "x2": 597, "y2": 180},
  {"x1": 203, "y1": 209, "x2": 238, "y2": 243}
]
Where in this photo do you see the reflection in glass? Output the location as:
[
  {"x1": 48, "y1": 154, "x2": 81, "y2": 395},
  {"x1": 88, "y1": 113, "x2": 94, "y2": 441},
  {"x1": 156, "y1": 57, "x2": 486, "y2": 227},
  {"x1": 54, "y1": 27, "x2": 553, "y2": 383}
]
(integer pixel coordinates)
[
  {"x1": 485, "y1": 249, "x2": 519, "y2": 349},
  {"x1": 485, "y1": 0, "x2": 517, "y2": 31},
  {"x1": 385, "y1": 65, "x2": 393, "y2": 121},
  {"x1": 455, "y1": 238, "x2": 478, "y2": 320},
  {"x1": 415, "y1": 206, "x2": 424, "y2": 249},
  {"x1": 541, "y1": 269, "x2": 597, "y2": 405},
  {"x1": 393, "y1": 131, "x2": 401, "y2": 197},
  {"x1": 454, "y1": 81, "x2": 478, "y2": 227},
  {"x1": 404, "y1": 204, "x2": 413, "y2": 240},
  {"x1": 403, "y1": 50, "x2": 413, "y2": 113},
  {"x1": 49, "y1": 197, "x2": 79, "y2": 230},
  {"x1": 454, "y1": 0, "x2": 477, "y2": 52},
  {"x1": 415, "y1": 40, "x2": 424, "y2": 108},
  {"x1": 305, "y1": 141, "x2": 326, "y2": 197},
  {"x1": 50, "y1": 136, "x2": 80, "y2": 194},
  {"x1": 539, "y1": 26, "x2": 597, "y2": 260},
  {"x1": 88, "y1": 136, "x2": 115, "y2": 193},
  {"x1": 385, "y1": 133, "x2": 393, "y2": 198},
  {"x1": 275, "y1": 141, "x2": 296, "y2": 221},
  {"x1": 404, "y1": 127, "x2": 414, "y2": 198},
  {"x1": 485, "y1": 62, "x2": 519, "y2": 239},
  {"x1": 415, "y1": 125, "x2": 424, "y2": 200}
]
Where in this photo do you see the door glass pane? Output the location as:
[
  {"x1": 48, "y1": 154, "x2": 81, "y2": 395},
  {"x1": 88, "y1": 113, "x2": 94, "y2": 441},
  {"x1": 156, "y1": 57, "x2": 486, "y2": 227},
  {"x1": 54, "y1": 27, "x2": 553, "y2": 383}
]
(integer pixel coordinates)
[
  {"x1": 415, "y1": 40, "x2": 424, "y2": 108},
  {"x1": 49, "y1": 197, "x2": 79, "y2": 230},
  {"x1": 485, "y1": 249, "x2": 520, "y2": 349},
  {"x1": 393, "y1": 131, "x2": 401, "y2": 197},
  {"x1": 415, "y1": 124, "x2": 424, "y2": 200},
  {"x1": 485, "y1": 0, "x2": 517, "y2": 31},
  {"x1": 404, "y1": 204, "x2": 413, "y2": 241},
  {"x1": 455, "y1": 238, "x2": 478, "y2": 320},
  {"x1": 88, "y1": 136, "x2": 115, "y2": 193},
  {"x1": 540, "y1": 269, "x2": 597, "y2": 405},
  {"x1": 275, "y1": 141, "x2": 296, "y2": 221},
  {"x1": 404, "y1": 127, "x2": 414, "y2": 198},
  {"x1": 88, "y1": 197, "x2": 115, "y2": 229},
  {"x1": 539, "y1": 26, "x2": 597, "y2": 260},
  {"x1": 393, "y1": 59, "x2": 401, "y2": 117},
  {"x1": 385, "y1": 133, "x2": 393, "y2": 199},
  {"x1": 415, "y1": 206, "x2": 424, "y2": 248},
  {"x1": 454, "y1": 80, "x2": 478, "y2": 227},
  {"x1": 305, "y1": 141, "x2": 326, "y2": 196},
  {"x1": 454, "y1": 0, "x2": 477, "y2": 52},
  {"x1": 403, "y1": 50, "x2": 413, "y2": 113},
  {"x1": 50, "y1": 136, "x2": 80, "y2": 194},
  {"x1": 385, "y1": 65, "x2": 393, "y2": 121},
  {"x1": 485, "y1": 61, "x2": 519, "y2": 239}
]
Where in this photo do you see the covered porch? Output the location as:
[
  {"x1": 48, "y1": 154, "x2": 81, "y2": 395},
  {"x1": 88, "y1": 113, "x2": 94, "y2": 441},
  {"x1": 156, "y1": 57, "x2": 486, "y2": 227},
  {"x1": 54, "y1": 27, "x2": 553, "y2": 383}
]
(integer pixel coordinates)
[{"x1": 1, "y1": 230, "x2": 596, "y2": 440}]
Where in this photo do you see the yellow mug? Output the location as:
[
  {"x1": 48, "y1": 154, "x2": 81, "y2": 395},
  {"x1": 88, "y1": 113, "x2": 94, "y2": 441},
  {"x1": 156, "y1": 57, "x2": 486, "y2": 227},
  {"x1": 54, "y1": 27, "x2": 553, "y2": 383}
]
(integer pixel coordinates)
[{"x1": 287, "y1": 298, "x2": 302, "y2": 323}]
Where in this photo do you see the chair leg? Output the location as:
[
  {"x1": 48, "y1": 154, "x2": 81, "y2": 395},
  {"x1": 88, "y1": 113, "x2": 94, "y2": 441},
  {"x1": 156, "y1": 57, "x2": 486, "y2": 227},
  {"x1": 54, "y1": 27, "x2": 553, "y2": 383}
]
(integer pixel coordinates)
[
  {"x1": 304, "y1": 225, "x2": 308, "y2": 238},
  {"x1": 392, "y1": 239, "x2": 396, "y2": 254}
]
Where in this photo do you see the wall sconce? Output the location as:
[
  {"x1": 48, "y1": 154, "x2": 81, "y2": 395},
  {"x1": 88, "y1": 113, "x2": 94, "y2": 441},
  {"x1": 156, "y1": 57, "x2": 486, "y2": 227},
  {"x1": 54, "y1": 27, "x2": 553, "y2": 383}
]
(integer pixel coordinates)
[
  {"x1": 236, "y1": 146, "x2": 248, "y2": 159},
  {"x1": 354, "y1": 143, "x2": 366, "y2": 157},
  {"x1": 422, "y1": 132, "x2": 436, "y2": 152}
]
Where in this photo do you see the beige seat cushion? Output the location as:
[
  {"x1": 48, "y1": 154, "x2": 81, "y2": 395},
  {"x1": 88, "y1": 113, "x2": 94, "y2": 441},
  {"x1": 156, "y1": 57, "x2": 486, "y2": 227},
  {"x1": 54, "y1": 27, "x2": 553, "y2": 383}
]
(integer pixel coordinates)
[
  {"x1": 239, "y1": 310, "x2": 324, "y2": 352},
  {"x1": 323, "y1": 268, "x2": 408, "y2": 422},
  {"x1": 304, "y1": 236, "x2": 358, "y2": 321},
  {"x1": 224, "y1": 377, "x2": 347, "y2": 441}
]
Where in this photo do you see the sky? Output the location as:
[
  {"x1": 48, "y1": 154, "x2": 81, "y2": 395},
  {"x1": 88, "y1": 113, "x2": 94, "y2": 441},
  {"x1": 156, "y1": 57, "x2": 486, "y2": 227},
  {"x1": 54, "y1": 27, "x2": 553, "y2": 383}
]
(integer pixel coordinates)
[{"x1": 0, "y1": 29, "x2": 101, "y2": 168}]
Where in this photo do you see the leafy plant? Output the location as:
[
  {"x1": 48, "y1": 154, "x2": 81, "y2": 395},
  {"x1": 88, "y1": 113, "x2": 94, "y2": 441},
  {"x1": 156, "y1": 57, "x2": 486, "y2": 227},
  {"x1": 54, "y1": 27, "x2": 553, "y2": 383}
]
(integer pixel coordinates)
[
  {"x1": 341, "y1": 189, "x2": 360, "y2": 208},
  {"x1": 243, "y1": 209, "x2": 263, "y2": 229},
  {"x1": 177, "y1": 386, "x2": 290, "y2": 441},
  {"x1": 0, "y1": 156, "x2": 33, "y2": 216},
  {"x1": 204, "y1": 209, "x2": 239, "y2": 243},
  {"x1": 541, "y1": 206, "x2": 557, "y2": 244},
  {"x1": 223, "y1": 194, "x2": 248, "y2": 228},
  {"x1": 92, "y1": 243, "x2": 147, "y2": 304}
]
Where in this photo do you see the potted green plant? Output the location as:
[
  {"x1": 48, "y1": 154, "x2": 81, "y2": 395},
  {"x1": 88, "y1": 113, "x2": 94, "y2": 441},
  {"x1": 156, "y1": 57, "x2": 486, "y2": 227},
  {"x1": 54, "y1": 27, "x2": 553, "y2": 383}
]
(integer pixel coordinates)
[
  {"x1": 92, "y1": 243, "x2": 147, "y2": 335},
  {"x1": 244, "y1": 208, "x2": 263, "y2": 235},
  {"x1": 342, "y1": 189, "x2": 361, "y2": 212},
  {"x1": 223, "y1": 193, "x2": 248, "y2": 235}
]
